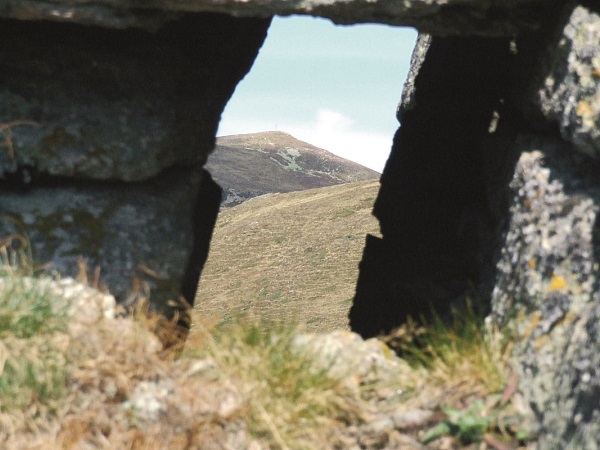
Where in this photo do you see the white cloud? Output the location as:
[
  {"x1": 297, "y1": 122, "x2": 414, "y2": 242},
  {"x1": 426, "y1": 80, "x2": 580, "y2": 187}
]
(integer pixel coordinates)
[
  {"x1": 314, "y1": 108, "x2": 354, "y2": 132},
  {"x1": 217, "y1": 108, "x2": 393, "y2": 173}
]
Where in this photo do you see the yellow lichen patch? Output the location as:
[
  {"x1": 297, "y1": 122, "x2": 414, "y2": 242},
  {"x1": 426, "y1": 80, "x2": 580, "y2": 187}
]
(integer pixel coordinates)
[
  {"x1": 576, "y1": 100, "x2": 593, "y2": 117},
  {"x1": 534, "y1": 334, "x2": 550, "y2": 351},
  {"x1": 521, "y1": 312, "x2": 540, "y2": 339},
  {"x1": 548, "y1": 275, "x2": 567, "y2": 293},
  {"x1": 527, "y1": 258, "x2": 537, "y2": 270}
]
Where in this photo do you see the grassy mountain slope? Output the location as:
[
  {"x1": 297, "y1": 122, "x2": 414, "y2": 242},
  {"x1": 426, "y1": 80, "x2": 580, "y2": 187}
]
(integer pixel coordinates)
[
  {"x1": 193, "y1": 179, "x2": 381, "y2": 332},
  {"x1": 207, "y1": 131, "x2": 380, "y2": 206}
]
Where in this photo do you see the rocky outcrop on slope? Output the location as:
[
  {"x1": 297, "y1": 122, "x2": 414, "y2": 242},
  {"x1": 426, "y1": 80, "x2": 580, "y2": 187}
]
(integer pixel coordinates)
[{"x1": 208, "y1": 132, "x2": 379, "y2": 207}]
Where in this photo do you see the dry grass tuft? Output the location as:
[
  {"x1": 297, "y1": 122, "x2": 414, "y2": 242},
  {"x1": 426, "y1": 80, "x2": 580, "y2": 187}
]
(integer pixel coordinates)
[
  {"x1": 384, "y1": 302, "x2": 511, "y2": 403},
  {"x1": 0, "y1": 241, "x2": 71, "y2": 433},
  {"x1": 185, "y1": 317, "x2": 366, "y2": 448},
  {"x1": 0, "y1": 202, "x2": 524, "y2": 448},
  {"x1": 0, "y1": 239, "x2": 371, "y2": 449}
]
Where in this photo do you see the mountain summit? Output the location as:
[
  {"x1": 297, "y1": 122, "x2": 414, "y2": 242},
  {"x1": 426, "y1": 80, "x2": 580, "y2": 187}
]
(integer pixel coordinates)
[{"x1": 207, "y1": 131, "x2": 380, "y2": 206}]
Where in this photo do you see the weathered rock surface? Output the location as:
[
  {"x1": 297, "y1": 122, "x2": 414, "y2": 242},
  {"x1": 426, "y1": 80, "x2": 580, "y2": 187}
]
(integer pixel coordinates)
[
  {"x1": 1, "y1": 168, "x2": 200, "y2": 306},
  {"x1": 490, "y1": 138, "x2": 600, "y2": 449},
  {"x1": 528, "y1": 4, "x2": 600, "y2": 159},
  {"x1": 348, "y1": 1, "x2": 600, "y2": 448},
  {"x1": 0, "y1": 14, "x2": 269, "y2": 182},
  {"x1": 0, "y1": 13, "x2": 270, "y2": 310},
  {"x1": 1, "y1": 0, "x2": 555, "y2": 36}
]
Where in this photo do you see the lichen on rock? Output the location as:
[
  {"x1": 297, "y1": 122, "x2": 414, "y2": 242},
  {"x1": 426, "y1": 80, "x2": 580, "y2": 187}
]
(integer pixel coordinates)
[
  {"x1": 531, "y1": 4, "x2": 600, "y2": 159},
  {"x1": 490, "y1": 135, "x2": 600, "y2": 448}
]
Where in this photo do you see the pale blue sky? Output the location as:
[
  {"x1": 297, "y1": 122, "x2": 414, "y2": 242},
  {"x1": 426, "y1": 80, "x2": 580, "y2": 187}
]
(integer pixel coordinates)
[{"x1": 217, "y1": 16, "x2": 418, "y2": 172}]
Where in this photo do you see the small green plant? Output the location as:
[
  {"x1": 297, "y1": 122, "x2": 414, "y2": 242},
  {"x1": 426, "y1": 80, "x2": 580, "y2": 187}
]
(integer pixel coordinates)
[
  {"x1": 423, "y1": 399, "x2": 491, "y2": 444},
  {"x1": 0, "y1": 276, "x2": 69, "y2": 338},
  {"x1": 384, "y1": 302, "x2": 533, "y2": 447},
  {"x1": 422, "y1": 396, "x2": 533, "y2": 446},
  {"x1": 0, "y1": 238, "x2": 70, "y2": 412},
  {"x1": 0, "y1": 335, "x2": 68, "y2": 411}
]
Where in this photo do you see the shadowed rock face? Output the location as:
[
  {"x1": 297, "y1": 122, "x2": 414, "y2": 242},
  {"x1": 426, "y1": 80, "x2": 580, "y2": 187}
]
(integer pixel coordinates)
[
  {"x1": 350, "y1": 35, "x2": 519, "y2": 337},
  {"x1": 0, "y1": 13, "x2": 270, "y2": 310},
  {"x1": 0, "y1": 14, "x2": 270, "y2": 182},
  {"x1": 351, "y1": 3, "x2": 600, "y2": 446},
  {"x1": 351, "y1": 3, "x2": 600, "y2": 342},
  {"x1": 1, "y1": 0, "x2": 552, "y2": 36}
]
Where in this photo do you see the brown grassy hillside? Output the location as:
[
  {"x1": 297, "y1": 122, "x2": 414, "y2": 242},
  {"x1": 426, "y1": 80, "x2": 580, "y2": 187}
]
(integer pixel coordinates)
[{"x1": 193, "y1": 179, "x2": 381, "y2": 332}]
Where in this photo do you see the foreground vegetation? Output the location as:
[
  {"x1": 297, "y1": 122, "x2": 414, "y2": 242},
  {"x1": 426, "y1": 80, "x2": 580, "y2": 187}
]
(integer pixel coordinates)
[
  {"x1": 0, "y1": 172, "x2": 533, "y2": 448},
  {"x1": 0, "y1": 247, "x2": 531, "y2": 449}
]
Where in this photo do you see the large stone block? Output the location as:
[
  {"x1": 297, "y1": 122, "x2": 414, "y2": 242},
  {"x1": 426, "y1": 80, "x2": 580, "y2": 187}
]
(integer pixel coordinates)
[
  {"x1": 0, "y1": 13, "x2": 270, "y2": 312},
  {"x1": 1, "y1": 168, "x2": 200, "y2": 306},
  {"x1": 0, "y1": 0, "x2": 555, "y2": 36},
  {"x1": 0, "y1": 14, "x2": 269, "y2": 182},
  {"x1": 350, "y1": 35, "x2": 517, "y2": 337},
  {"x1": 526, "y1": 4, "x2": 600, "y2": 159},
  {"x1": 490, "y1": 136, "x2": 600, "y2": 449}
]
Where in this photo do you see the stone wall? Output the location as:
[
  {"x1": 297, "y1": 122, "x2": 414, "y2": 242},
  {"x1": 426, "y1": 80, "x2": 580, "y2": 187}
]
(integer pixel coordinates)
[
  {"x1": 0, "y1": 13, "x2": 270, "y2": 311},
  {"x1": 350, "y1": 3, "x2": 600, "y2": 447},
  {"x1": 1, "y1": 1, "x2": 600, "y2": 446}
]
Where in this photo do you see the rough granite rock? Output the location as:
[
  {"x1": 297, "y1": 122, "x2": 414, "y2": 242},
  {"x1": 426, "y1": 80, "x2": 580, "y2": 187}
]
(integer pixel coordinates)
[
  {"x1": 0, "y1": 14, "x2": 269, "y2": 182},
  {"x1": 1, "y1": 0, "x2": 555, "y2": 36},
  {"x1": 0, "y1": 168, "x2": 200, "y2": 307},
  {"x1": 490, "y1": 136, "x2": 600, "y2": 449},
  {"x1": 527, "y1": 4, "x2": 600, "y2": 159},
  {"x1": 0, "y1": 13, "x2": 269, "y2": 311},
  {"x1": 292, "y1": 330, "x2": 411, "y2": 394},
  {"x1": 351, "y1": 3, "x2": 600, "y2": 446},
  {"x1": 396, "y1": 33, "x2": 432, "y2": 124}
]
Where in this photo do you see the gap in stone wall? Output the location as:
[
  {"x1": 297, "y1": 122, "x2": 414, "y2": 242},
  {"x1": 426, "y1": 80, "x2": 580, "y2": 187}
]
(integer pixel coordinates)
[
  {"x1": 195, "y1": 17, "x2": 417, "y2": 332},
  {"x1": 216, "y1": 16, "x2": 417, "y2": 174}
]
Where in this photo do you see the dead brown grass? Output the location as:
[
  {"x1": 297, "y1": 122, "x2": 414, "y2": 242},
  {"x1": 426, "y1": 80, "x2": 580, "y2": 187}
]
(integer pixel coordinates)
[{"x1": 0, "y1": 179, "x2": 528, "y2": 449}]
